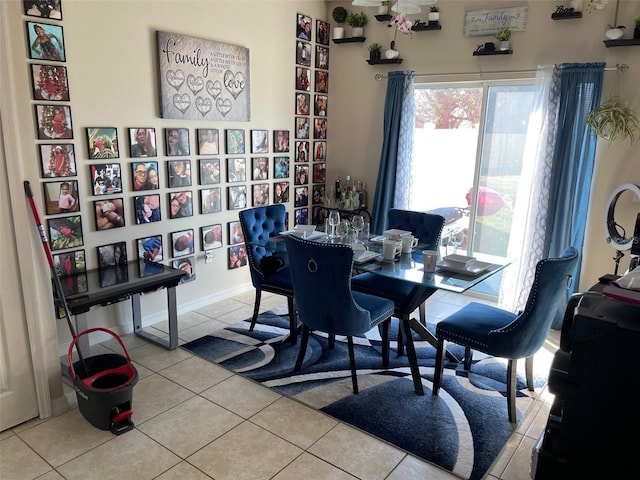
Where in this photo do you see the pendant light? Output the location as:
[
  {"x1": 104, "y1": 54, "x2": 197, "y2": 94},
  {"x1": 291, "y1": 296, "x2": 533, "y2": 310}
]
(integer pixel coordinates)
[
  {"x1": 352, "y1": 0, "x2": 383, "y2": 6},
  {"x1": 391, "y1": 1, "x2": 422, "y2": 14}
]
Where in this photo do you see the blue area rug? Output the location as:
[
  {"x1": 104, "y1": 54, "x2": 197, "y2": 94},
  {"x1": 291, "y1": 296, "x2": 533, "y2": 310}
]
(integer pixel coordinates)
[{"x1": 182, "y1": 312, "x2": 551, "y2": 480}]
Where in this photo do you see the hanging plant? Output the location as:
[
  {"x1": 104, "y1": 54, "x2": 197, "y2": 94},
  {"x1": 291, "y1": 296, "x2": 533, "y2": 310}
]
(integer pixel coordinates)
[{"x1": 586, "y1": 98, "x2": 639, "y2": 143}]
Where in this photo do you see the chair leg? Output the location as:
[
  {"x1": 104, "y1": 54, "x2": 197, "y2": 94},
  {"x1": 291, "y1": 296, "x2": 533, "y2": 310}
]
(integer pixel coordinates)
[
  {"x1": 249, "y1": 290, "x2": 262, "y2": 331},
  {"x1": 433, "y1": 337, "x2": 446, "y2": 396},
  {"x1": 381, "y1": 318, "x2": 390, "y2": 368},
  {"x1": 294, "y1": 325, "x2": 310, "y2": 372},
  {"x1": 507, "y1": 358, "x2": 517, "y2": 423},
  {"x1": 463, "y1": 346, "x2": 473, "y2": 370},
  {"x1": 287, "y1": 296, "x2": 297, "y2": 345},
  {"x1": 396, "y1": 319, "x2": 405, "y2": 357},
  {"x1": 525, "y1": 355, "x2": 534, "y2": 391},
  {"x1": 347, "y1": 336, "x2": 359, "y2": 394}
]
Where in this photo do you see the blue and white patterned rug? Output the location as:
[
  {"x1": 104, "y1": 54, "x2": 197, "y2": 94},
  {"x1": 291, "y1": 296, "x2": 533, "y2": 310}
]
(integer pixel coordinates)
[{"x1": 182, "y1": 312, "x2": 551, "y2": 480}]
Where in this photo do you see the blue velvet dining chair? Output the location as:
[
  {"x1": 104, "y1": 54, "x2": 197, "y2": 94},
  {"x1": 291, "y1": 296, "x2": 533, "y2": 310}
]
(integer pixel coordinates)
[
  {"x1": 239, "y1": 205, "x2": 297, "y2": 344},
  {"x1": 432, "y1": 246, "x2": 579, "y2": 423},
  {"x1": 284, "y1": 235, "x2": 395, "y2": 394},
  {"x1": 351, "y1": 209, "x2": 446, "y2": 355}
]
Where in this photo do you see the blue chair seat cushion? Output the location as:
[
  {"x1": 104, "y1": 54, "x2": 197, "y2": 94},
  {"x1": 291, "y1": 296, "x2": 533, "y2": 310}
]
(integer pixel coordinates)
[
  {"x1": 352, "y1": 291, "x2": 395, "y2": 330},
  {"x1": 436, "y1": 302, "x2": 517, "y2": 353},
  {"x1": 351, "y1": 273, "x2": 435, "y2": 315},
  {"x1": 260, "y1": 254, "x2": 287, "y2": 275}
]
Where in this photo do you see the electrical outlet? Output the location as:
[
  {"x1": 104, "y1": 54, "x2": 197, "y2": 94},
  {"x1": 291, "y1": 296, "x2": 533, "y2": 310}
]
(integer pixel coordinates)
[{"x1": 205, "y1": 250, "x2": 215, "y2": 264}]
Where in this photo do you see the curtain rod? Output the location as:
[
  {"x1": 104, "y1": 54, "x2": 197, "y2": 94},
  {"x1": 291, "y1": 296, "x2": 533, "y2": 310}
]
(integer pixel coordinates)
[{"x1": 374, "y1": 63, "x2": 628, "y2": 81}]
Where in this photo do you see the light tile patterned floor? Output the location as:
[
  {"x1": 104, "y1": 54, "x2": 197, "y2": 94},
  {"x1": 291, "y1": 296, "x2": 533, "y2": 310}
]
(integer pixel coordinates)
[{"x1": 0, "y1": 290, "x2": 556, "y2": 480}]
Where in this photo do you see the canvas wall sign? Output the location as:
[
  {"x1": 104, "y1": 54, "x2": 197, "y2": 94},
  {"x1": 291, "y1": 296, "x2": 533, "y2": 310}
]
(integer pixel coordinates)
[
  {"x1": 463, "y1": 5, "x2": 528, "y2": 37},
  {"x1": 157, "y1": 31, "x2": 250, "y2": 121}
]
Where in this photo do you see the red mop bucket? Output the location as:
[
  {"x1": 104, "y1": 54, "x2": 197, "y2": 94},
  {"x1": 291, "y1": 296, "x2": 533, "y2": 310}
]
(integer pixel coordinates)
[{"x1": 68, "y1": 328, "x2": 138, "y2": 435}]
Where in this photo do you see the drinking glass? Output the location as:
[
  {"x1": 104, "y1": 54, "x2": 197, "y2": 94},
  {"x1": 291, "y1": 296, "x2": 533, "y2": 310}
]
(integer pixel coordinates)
[
  {"x1": 328, "y1": 210, "x2": 340, "y2": 238},
  {"x1": 351, "y1": 215, "x2": 365, "y2": 243}
]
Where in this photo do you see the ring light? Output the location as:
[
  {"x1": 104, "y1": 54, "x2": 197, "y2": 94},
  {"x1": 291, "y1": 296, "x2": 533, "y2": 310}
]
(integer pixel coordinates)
[{"x1": 604, "y1": 183, "x2": 640, "y2": 251}]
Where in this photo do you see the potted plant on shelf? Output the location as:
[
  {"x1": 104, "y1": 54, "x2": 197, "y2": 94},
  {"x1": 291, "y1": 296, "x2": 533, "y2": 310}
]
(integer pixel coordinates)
[
  {"x1": 387, "y1": 13, "x2": 412, "y2": 58},
  {"x1": 378, "y1": 1, "x2": 390, "y2": 15},
  {"x1": 332, "y1": 6, "x2": 348, "y2": 40},
  {"x1": 428, "y1": 6, "x2": 440, "y2": 24},
  {"x1": 347, "y1": 12, "x2": 369, "y2": 37},
  {"x1": 604, "y1": 0, "x2": 625, "y2": 40},
  {"x1": 635, "y1": 16, "x2": 640, "y2": 39},
  {"x1": 368, "y1": 42, "x2": 382, "y2": 61},
  {"x1": 495, "y1": 28, "x2": 512, "y2": 51},
  {"x1": 587, "y1": 98, "x2": 639, "y2": 144}
]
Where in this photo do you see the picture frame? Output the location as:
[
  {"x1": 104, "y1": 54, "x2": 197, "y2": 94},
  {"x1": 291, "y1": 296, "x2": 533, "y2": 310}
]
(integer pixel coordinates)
[
  {"x1": 35, "y1": 104, "x2": 72, "y2": 140},
  {"x1": 165, "y1": 128, "x2": 190, "y2": 156},
  {"x1": 251, "y1": 157, "x2": 269, "y2": 180},
  {"x1": 168, "y1": 191, "x2": 193, "y2": 219},
  {"x1": 313, "y1": 162, "x2": 326, "y2": 183},
  {"x1": 30, "y1": 64, "x2": 69, "y2": 101},
  {"x1": 137, "y1": 235, "x2": 163, "y2": 262},
  {"x1": 294, "y1": 164, "x2": 309, "y2": 185},
  {"x1": 228, "y1": 220, "x2": 244, "y2": 245},
  {"x1": 225, "y1": 129, "x2": 245, "y2": 154},
  {"x1": 274, "y1": 130, "x2": 290, "y2": 153},
  {"x1": 47, "y1": 215, "x2": 83, "y2": 251},
  {"x1": 252, "y1": 183, "x2": 270, "y2": 207},
  {"x1": 251, "y1": 129, "x2": 269, "y2": 154},
  {"x1": 173, "y1": 256, "x2": 195, "y2": 284},
  {"x1": 131, "y1": 161, "x2": 160, "y2": 191},
  {"x1": 313, "y1": 141, "x2": 326, "y2": 162},
  {"x1": 97, "y1": 241, "x2": 127, "y2": 269},
  {"x1": 312, "y1": 205, "x2": 328, "y2": 226},
  {"x1": 274, "y1": 157, "x2": 290, "y2": 179},
  {"x1": 295, "y1": 141, "x2": 309, "y2": 162},
  {"x1": 273, "y1": 181, "x2": 290, "y2": 204},
  {"x1": 199, "y1": 158, "x2": 220, "y2": 185},
  {"x1": 316, "y1": 19, "x2": 330, "y2": 45},
  {"x1": 53, "y1": 249, "x2": 87, "y2": 296},
  {"x1": 26, "y1": 21, "x2": 65, "y2": 61},
  {"x1": 43, "y1": 179, "x2": 79, "y2": 215},
  {"x1": 134, "y1": 194, "x2": 161, "y2": 224},
  {"x1": 86, "y1": 127, "x2": 119, "y2": 159},
  {"x1": 295, "y1": 117, "x2": 309, "y2": 139},
  {"x1": 296, "y1": 13, "x2": 312, "y2": 40},
  {"x1": 295, "y1": 66, "x2": 311, "y2": 92},
  {"x1": 39, "y1": 143, "x2": 76, "y2": 178},
  {"x1": 128, "y1": 128, "x2": 157, "y2": 158},
  {"x1": 226, "y1": 157, "x2": 246, "y2": 183},
  {"x1": 167, "y1": 159, "x2": 192, "y2": 188},
  {"x1": 295, "y1": 40, "x2": 311, "y2": 67},
  {"x1": 24, "y1": 0, "x2": 63, "y2": 19},
  {"x1": 312, "y1": 184, "x2": 325, "y2": 205},
  {"x1": 314, "y1": 94, "x2": 327, "y2": 117},
  {"x1": 313, "y1": 118, "x2": 327, "y2": 140},
  {"x1": 197, "y1": 128, "x2": 219, "y2": 155},
  {"x1": 200, "y1": 187, "x2": 222, "y2": 214},
  {"x1": 295, "y1": 93, "x2": 310, "y2": 116},
  {"x1": 294, "y1": 186, "x2": 309, "y2": 207},
  {"x1": 93, "y1": 198, "x2": 125, "y2": 231},
  {"x1": 295, "y1": 207, "x2": 309, "y2": 226},
  {"x1": 227, "y1": 185, "x2": 247, "y2": 210},
  {"x1": 315, "y1": 70, "x2": 328, "y2": 94},
  {"x1": 90, "y1": 163, "x2": 123, "y2": 195},
  {"x1": 315, "y1": 45, "x2": 329, "y2": 70},
  {"x1": 227, "y1": 245, "x2": 247, "y2": 270},
  {"x1": 171, "y1": 229, "x2": 194, "y2": 258},
  {"x1": 202, "y1": 224, "x2": 223, "y2": 250}
]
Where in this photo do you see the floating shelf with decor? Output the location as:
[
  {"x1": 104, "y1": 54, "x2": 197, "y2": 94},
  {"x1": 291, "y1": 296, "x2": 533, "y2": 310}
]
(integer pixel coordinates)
[
  {"x1": 551, "y1": 6, "x2": 582, "y2": 20},
  {"x1": 333, "y1": 37, "x2": 366, "y2": 44},
  {"x1": 411, "y1": 22, "x2": 442, "y2": 31},
  {"x1": 375, "y1": 14, "x2": 392, "y2": 22},
  {"x1": 603, "y1": 39, "x2": 640, "y2": 47},
  {"x1": 367, "y1": 58, "x2": 403, "y2": 65},
  {"x1": 473, "y1": 49, "x2": 512, "y2": 56}
]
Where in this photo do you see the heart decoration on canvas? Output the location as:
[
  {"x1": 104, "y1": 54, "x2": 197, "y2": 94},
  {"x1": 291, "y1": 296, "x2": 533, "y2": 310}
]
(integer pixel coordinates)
[
  {"x1": 195, "y1": 97, "x2": 212, "y2": 116},
  {"x1": 173, "y1": 93, "x2": 191, "y2": 113},
  {"x1": 186, "y1": 74, "x2": 204, "y2": 95},
  {"x1": 166, "y1": 70, "x2": 185, "y2": 91},
  {"x1": 223, "y1": 70, "x2": 245, "y2": 99},
  {"x1": 216, "y1": 97, "x2": 232, "y2": 116},
  {"x1": 206, "y1": 79, "x2": 222, "y2": 99}
]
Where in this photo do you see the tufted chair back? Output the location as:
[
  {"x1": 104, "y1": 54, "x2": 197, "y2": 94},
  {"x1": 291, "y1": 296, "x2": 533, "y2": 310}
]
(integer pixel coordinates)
[{"x1": 387, "y1": 209, "x2": 445, "y2": 249}]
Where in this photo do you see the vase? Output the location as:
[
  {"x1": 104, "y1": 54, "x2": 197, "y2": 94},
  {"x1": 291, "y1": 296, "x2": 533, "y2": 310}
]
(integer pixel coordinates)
[
  {"x1": 352, "y1": 27, "x2": 364, "y2": 37},
  {"x1": 378, "y1": 5, "x2": 388, "y2": 14},
  {"x1": 385, "y1": 48, "x2": 399, "y2": 59},
  {"x1": 605, "y1": 28, "x2": 624, "y2": 40},
  {"x1": 634, "y1": 26, "x2": 640, "y2": 39},
  {"x1": 369, "y1": 50, "x2": 381, "y2": 61},
  {"x1": 499, "y1": 40, "x2": 510, "y2": 51},
  {"x1": 570, "y1": 0, "x2": 583, "y2": 11},
  {"x1": 333, "y1": 27, "x2": 344, "y2": 40},
  {"x1": 428, "y1": 12, "x2": 440, "y2": 22}
]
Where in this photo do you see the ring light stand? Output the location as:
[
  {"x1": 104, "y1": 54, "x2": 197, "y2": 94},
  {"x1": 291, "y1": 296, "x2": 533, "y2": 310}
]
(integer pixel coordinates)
[{"x1": 604, "y1": 183, "x2": 640, "y2": 275}]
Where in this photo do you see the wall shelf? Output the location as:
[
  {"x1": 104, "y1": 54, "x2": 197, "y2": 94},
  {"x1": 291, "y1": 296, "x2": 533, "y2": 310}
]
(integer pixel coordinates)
[
  {"x1": 603, "y1": 38, "x2": 640, "y2": 47},
  {"x1": 473, "y1": 49, "x2": 512, "y2": 56},
  {"x1": 333, "y1": 37, "x2": 366, "y2": 44},
  {"x1": 551, "y1": 11, "x2": 582, "y2": 20},
  {"x1": 375, "y1": 14, "x2": 392, "y2": 22},
  {"x1": 367, "y1": 58, "x2": 403, "y2": 65},
  {"x1": 411, "y1": 22, "x2": 442, "y2": 31}
]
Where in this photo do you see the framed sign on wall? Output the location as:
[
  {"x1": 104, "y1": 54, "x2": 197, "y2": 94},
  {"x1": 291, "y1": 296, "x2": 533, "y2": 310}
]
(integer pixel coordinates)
[{"x1": 463, "y1": 6, "x2": 528, "y2": 37}]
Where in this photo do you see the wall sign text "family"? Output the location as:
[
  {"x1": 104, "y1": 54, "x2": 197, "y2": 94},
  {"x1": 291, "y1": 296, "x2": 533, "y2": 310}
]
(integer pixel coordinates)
[{"x1": 463, "y1": 5, "x2": 528, "y2": 37}]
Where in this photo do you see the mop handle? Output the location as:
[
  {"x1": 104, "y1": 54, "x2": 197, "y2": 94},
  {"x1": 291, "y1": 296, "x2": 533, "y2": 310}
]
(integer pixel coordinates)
[{"x1": 24, "y1": 181, "x2": 55, "y2": 268}]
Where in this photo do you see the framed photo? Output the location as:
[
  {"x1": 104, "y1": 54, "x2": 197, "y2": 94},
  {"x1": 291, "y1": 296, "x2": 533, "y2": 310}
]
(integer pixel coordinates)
[
  {"x1": 53, "y1": 249, "x2": 87, "y2": 296},
  {"x1": 312, "y1": 205, "x2": 328, "y2": 226},
  {"x1": 97, "y1": 241, "x2": 127, "y2": 268},
  {"x1": 200, "y1": 187, "x2": 222, "y2": 214},
  {"x1": 228, "y1": 220, "x2": 244, "y2": 245},
  {"x1": 171, "y1": 229, "x2": 194, "y2": 257},
  {"x1": 294, "y1": 186, "x2": 309, "y2": 207},
  {"x1": 199, "y1": 159, "x2": 220, "y2": 185},
  {"x1": 315, "y1": 70, "x2": 328, "y2": 94},
  {"x1": 173, "y1": 256, "x2": 195, "y2": 284},
  {"x1": 295, "y1": 207, "x2": 309, "y2": 226},
  {"x1": 228, "y1": 245, "x2": 247, "y2": 270},
  {"x1": 128, "y1": 128, "x2": 157, "y2": 157},
  {"x1": 24, "y1": 0, "x2": 63, "y2": 19},
  {"x1": 294, "y1": 164, "x2": 309, "y2": 185},
  {"x1": 295, "y1": 66, "x2": 310, "y2": 92},
  {"x1": 313, "y1": 162, "x2": 327, "y2": 183},
  {"x1": 134, "y1": 194, "x2": 161, "y2": 224},
  {"x1": 227, "y1": 185, "x2": 247, "y2": 210},
  {"x1": 43, "y1": 179, "x2": 79, "y2": 215},
  {"x1": 93, "y1": 198, "x2": 125, "y2": 230},
  {"x1": 202, "y1": 224, "x2": 223, "y2": 250},
  {"x1": 312, "y1": 184, "x2": 325, "y2": 205},
  {"x1": 168, "y1": 159, "x2": 192, "y2": 188},
  {"x1": 251, "y1": 157, "x2": 269, "y2": 180},
  {"x1": 132, "y1": 161, "x2": 160, "y2": 191},
  {"x1": 90, "y1": 163, "x2": 122, "y2": 195},
  {"x1": 295, "y1": 93, "x2": 310, "y2": 116},
  {"x1": 274, "y1": 130, "x2": 290, "y2": 153},
  {"x1": 226, "y1": 157, "x2": 246, "y2": 183},
  {"x1": 314, "y1": 94, "x2": 327, "y2": 117},
  {"x1": 295, "y1": 40, "x2": 311, "y2": 67},
  {"x1": 26, "y1": 21, "x2": 65, "y2": 61},
  {"x1": 252, "y1": 183, "x2": 270, "y2": 207},
  {"x1": 225, "y1": 129, "x2": 245, "y2": 154},
  {"x1": 314, "y1": 118, "x2": 327, "y2": 140},
  {"x1": 86, "y1": 127, "x2": 119, "y2": 159},
  {"x1": 47, "y1": 215, "x2": 83, "y2": 251},
  {"x1": 295, "y1": 117, "x2": 309, "y2": 139},
  {"x1": 296, "y1": 13, "x2": 312, "y2": 40},
  {"x1": 137, "y1": 235, "x2": 163, "y2": 262},
  {"x1": 295, "y1": 141, "x2": 309, "y2": 162},
  {"x1": 274, "y1": 157, "x2": 290, "y2": 179},
  {"x1": 35, "y1": 104, "x2": 72, "y2": 140},
  {"x1": 251, "y1": 129, "x2": 269, "y2": 154},
  {"x1": 274, "y1": 181, "x2": 290, "y2": 204},
  {"x1": 168, "y1": 191, "x2": 193, "y2": 219},
  {"x1": 39, "y1": 143, "x2": 76, "y2": 177},
  {"x1": 165, "y1": 128, "x2": 190, "y2": 156},
  {"x1": 197, "y1": 128, "x2": 219, "y2": 155},
  {"x1": 31, "y1": 64, "x2": 69, "y2": 101},
  {"x1": 315, "y1": 46, "x2": 329, "y2": 70},
  {"x1": 313, "y1": 141, "x2": 326, "y2": 162},
  {"x1": 316, "y1": 19, "x2": 329, "y2": 45}
]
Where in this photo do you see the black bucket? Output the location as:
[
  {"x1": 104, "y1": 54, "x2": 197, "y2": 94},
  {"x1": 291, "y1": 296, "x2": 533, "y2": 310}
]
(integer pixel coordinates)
[{"x1": 69, "y1": 328, "x2": 138, "y2": 435}]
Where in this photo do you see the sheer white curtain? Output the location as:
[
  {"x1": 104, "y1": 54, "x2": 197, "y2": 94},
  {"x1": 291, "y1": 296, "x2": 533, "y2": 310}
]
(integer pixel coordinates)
[{"x1": 393, "y1": 74, "x2": 415, "y2": 210}]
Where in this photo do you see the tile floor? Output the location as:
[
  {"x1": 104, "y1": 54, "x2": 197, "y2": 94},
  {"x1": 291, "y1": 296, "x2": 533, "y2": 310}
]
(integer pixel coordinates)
[{"x1": 1, "y1": 289, "x2": 559, "y2": 480}]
